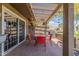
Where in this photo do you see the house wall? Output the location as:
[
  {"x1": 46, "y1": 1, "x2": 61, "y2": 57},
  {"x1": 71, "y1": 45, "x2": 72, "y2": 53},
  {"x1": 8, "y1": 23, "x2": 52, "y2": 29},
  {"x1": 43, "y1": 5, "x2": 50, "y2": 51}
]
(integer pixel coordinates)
[{"x1": 0, "y1": 4, "x2": 29, "y2": 56}]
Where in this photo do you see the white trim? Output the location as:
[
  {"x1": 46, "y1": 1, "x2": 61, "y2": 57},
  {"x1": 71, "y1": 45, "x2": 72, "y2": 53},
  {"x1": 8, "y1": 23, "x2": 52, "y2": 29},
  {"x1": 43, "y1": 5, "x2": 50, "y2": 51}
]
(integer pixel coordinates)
[
  {"x1": 2, "y1": 5, "x2": 5, "y2": 34},
  {"x1": 4, "y1": 39, "x2": 26, "y2": 56},
  {"x1": 25, "y1": 20, "x2": 29, "y2": 41},
  {"x1": 1, "y1": 5, "x2": 5, "y2": 56},
  {"x1": 25, "y1": 20, "x2": 26, "y2": 40},
  {"x1": 18, "y1": 19, "x2": 20, "y2": 44}
]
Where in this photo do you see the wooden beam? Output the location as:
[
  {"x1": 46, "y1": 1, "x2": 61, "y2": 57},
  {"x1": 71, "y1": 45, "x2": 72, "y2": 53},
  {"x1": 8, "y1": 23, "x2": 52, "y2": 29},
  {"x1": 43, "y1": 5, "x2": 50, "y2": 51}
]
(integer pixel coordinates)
[
  {"x1": 32, "y1": 8, "x2": 54, "y2": 12},
  {"x1": 27, "y1": 3, "x2": 36, "y2": 21},
  {"x1": 36, "y1": 26, "x2": 46, "y2": 28},
  {"x1": 45, "y1": 4, "x2": 62, "y2": 24},
  {"x1": 27, "y1": 4, "x2": 36, "y2": 27},
  {"x1": 34, "y1": 12, "x2": 50, "y2": 15}
]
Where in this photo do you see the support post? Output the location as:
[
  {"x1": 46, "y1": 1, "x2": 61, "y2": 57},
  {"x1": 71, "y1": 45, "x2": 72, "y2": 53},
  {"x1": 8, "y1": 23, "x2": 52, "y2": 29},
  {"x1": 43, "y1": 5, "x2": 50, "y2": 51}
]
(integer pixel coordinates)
[{"x1": 63, "y1": 3, "x2": 74, "y2": 56}]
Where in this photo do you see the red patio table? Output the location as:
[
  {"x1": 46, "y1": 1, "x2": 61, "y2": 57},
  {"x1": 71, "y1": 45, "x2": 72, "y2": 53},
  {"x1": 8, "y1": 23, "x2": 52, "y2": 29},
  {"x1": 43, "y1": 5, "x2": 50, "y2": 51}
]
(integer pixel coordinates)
[{"x1": 36, "y1": 36, "x2": 46, "y2": 45}]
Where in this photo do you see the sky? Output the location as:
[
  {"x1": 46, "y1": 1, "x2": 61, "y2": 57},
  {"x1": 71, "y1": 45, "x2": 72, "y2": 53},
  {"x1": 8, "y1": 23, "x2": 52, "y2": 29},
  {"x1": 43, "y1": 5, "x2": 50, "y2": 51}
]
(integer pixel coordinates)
[
  {"x1": 48, "y1": 15, "x2": 79, "y2": 27},
  {"x1": 48, "y1": 15, "x2": 63, "y2": 26}
]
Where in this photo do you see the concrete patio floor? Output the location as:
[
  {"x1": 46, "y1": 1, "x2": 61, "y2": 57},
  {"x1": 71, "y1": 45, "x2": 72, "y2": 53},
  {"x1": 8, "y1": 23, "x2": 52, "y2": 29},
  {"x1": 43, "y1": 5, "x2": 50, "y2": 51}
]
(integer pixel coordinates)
[{"x1": 6, "y1": 40, "x2": 62, "y2": 56}]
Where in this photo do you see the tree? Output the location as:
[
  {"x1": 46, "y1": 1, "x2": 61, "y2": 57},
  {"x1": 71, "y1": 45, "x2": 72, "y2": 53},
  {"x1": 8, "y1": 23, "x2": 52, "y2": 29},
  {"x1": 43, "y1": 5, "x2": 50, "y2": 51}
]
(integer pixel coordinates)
[{"x1": 75, "y1": 13, "x2": 79, "y2": 31}]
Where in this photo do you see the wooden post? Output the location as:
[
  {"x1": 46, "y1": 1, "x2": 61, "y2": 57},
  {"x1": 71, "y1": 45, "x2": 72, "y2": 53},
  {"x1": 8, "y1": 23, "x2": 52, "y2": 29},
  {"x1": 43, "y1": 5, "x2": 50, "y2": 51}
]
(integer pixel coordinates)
[{"x1": 63, "y1": 3, "x2": 74, "y2": 56}]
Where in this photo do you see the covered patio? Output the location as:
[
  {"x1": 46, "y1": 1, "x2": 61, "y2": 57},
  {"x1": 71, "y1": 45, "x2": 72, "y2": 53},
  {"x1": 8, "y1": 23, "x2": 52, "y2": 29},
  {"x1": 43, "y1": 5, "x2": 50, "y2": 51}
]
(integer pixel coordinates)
[{"x1": 0, "y1": 3, "x2": 76, "y2": 56}]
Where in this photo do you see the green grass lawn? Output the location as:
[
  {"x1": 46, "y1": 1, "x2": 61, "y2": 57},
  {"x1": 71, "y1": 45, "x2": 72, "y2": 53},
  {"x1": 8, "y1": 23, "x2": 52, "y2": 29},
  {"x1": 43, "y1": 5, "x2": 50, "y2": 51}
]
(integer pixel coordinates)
[{"x1": 74, "y1": 31, "x2": 79, "y2": 39}]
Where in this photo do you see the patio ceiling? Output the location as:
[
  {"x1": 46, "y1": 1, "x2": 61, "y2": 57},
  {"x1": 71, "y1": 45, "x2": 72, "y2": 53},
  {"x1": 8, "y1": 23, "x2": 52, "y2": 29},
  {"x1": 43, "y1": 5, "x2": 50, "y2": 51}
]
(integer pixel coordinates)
[
  {"x1": 9, "y1": 3, "x2": 62, "y2": 26},
  {"x1": 10, "y1": 3, "x2": 35, "y2": 23},
  {"x1": 30, "y1": 3, "x2": 62, "y2": 25}
]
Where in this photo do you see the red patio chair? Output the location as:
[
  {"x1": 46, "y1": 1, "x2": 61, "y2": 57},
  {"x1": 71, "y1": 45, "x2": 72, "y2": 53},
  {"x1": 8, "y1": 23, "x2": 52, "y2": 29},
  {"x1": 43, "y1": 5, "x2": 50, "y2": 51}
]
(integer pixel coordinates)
[{"x1": 36, "y1": 36, "x2": 46, "y2": 45}]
